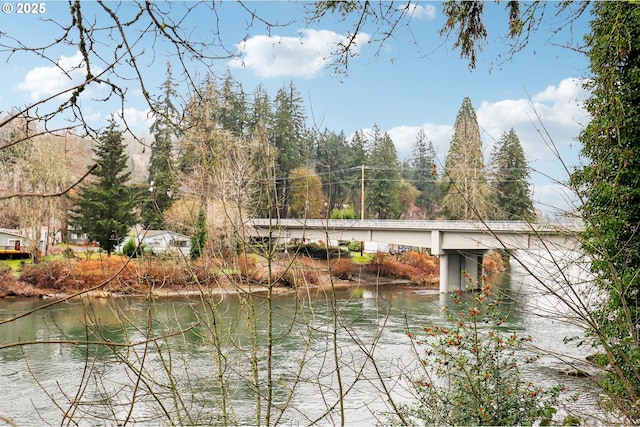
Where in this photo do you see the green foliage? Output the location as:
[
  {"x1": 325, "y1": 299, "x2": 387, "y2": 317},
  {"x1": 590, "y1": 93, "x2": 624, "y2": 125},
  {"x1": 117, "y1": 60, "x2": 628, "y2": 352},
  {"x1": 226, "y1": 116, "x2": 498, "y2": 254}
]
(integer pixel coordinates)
[
  {"x1": 122, "y1": 237, "x2": 145, "y2": 258},
  {"x1": 409, "y1": 129, "x2": 440, "y2": 218},
  {"x1": 489, "y1": 128, "x2": 535, "y2": 221},
  {"x1": 142, "y1": 63, "x2": 180, "y2": 229},
  {"x1": 190, "y1": 206, "x2": 207, "y2": 260},
  {"x1": 441, "y1": 97, "x2": 495, "y2": 220},
  {"x1": 289, "y1": 242, "x2": 349, "y2": 260},
  {"x1": 346, "y1": 240, "x2": 363, "y2": 252},
  {"x1": 70, "y1": 118, "x2": 137, "y2": 256},
  {"x1": 570, "y1": 2, "x2": 640, "y2": 421},
  {"x1": 395, "y1": 279, "x2": 569, "y2": 426},
  {"x1": 215, "y1": 70, "x2": 248, "y2": 138},
  {"x1": 272, "y1": 83, "x2": 309, "y2": 217},
  {"x1": 366, "y1": 125, "x2": 401, "y2": 219},
  {"x1": 61, "y1": 247, "x2": 75, "y2": 259},
  {"x1": 330, "y1": 206, "x2": 357, "y2": 219},
  {"x1": 316, "y1": 130, "x2": 352, "y2": 214}
]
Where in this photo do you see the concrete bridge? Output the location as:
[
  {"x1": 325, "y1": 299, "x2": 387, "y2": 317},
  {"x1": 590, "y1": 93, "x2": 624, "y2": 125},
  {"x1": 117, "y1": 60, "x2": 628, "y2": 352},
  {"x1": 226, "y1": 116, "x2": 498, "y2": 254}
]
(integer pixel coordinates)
[{"x1": 248, "y1": 219, "x2": 583, "y2": 293}]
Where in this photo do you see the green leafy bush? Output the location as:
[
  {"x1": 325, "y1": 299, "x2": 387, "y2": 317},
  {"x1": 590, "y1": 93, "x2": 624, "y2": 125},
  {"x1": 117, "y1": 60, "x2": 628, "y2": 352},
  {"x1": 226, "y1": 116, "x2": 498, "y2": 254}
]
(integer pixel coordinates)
[
  {"x1": 394, "y1": 277, "x2": 574, "y2": 426},
  {"x1": 329, "y1": 206, "x2": 357, "y2": 219},
  {"x1": 122, "y1": 237, "x2": 145, "y2": 258},
  {"x1": 289, "y1": 242, "x2": 349, "y2": 260},
  {"x1": 347, "y1": 240, "x2": 362, "y2": 252}
]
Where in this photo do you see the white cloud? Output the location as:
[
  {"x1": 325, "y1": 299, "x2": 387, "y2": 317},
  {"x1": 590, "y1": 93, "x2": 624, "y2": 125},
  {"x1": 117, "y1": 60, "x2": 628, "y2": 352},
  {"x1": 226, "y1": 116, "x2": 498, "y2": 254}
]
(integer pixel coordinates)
[
  {"x1": 531, "y1": 183, "x2": 581, "y2": 218},
  {"x1": 229, "y1": 29, "x2": 371, "y2": 78},
  {"x1": 477, "y1": 78, "x2": 590, "y2": 162},
  {"x1": 368, "y1": 78, "x2": 588, "y2": 169},
  {"x1": 387, "y1": 124, "x2": 453, "y2": 162},
  {"x1": 16, "y1": 51, "x2": 99, "y2": 101},
  {"x1": 403, "y1": 3, "x2": 437, "y2": 20},
  {"x1": 378, "y1": 78, "x2": 590, "y2": 214},
  {"x1": 118, "y1": 107, "x2": 153, "y2": 133}
]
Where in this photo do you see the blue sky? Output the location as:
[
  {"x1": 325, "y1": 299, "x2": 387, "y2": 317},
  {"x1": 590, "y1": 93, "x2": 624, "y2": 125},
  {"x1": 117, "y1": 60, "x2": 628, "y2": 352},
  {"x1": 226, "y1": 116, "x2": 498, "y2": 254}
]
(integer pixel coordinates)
[{"x1": 0, "y1": 1, "x2": 592, "y2": 216}]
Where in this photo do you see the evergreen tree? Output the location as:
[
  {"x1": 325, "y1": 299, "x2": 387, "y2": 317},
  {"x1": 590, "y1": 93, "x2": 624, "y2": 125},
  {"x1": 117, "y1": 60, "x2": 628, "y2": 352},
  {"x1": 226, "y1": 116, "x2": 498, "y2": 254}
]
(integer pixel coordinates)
[
  {"x1": 489, "y1": 128, "x2": 535, "y2": 221},
  {"x1": 179, "y1": 76, "x2": 221, "y2": 175},
  {"x1": 346, "y1": 130, "x2": 368, "y2": 218},
  {"x1": 142, "y1": 63, "x2": 180, "y2": 229},
  {"x1": 248, "y1": 84, "x2": 273, "y2": 134},
  {"x1": 190, "y1": 205, "x2": 207, "y2": 260},
  {"x1": 216, "y1": 70, "x2": 248, "y2": 138},
  {"x1": 70, "y1": 118, "x2": 137, "y2": 256},
  {"x1": 570, "y1": 3, "x2": 640, "y2": 420},
  {"x1": 410, "y1": 129, "x2": 440, "y2": 218},
  {"x1": 441, "y1": 97, "x2": 495, "y2": 220},
  {"x1": 315, "y1": 129, "x2": 351, "y2": 212},
  {"x1": 248, "y1": 85, "x2": 275, "y2": 218},
  {"x1": 272, "y1": 82, "x2": 307, "y2": 217},
  {"x1": 366, "y1": 126, "x2": 401, "y2": 219},
  {"x1": 272, "y1": 82, "x2": 307, "y2": 175}
]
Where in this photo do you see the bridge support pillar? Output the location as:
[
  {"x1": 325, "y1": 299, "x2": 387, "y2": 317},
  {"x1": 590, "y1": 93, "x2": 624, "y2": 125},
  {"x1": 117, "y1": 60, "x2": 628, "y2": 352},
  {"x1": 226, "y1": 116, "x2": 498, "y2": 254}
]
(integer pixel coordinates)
[{"x1": 438, "y1": 250, "x2": 487, "y2": 293}]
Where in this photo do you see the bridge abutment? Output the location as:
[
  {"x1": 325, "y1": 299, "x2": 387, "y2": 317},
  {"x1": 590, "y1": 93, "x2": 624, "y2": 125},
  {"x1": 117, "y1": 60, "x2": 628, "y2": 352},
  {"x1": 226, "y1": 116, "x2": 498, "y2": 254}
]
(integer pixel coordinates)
[{"x1": 438, "y1": 250, "x2": 486, "y2": 293}]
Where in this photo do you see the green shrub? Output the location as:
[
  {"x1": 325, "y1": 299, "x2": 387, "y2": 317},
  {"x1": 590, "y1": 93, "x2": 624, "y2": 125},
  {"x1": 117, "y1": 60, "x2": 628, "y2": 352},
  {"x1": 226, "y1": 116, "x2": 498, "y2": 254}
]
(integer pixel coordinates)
[
  {"x1": 347, "y1": 240, "x2": 363, "y2": 252},
  {"x1": 329, "y1": 206, "x2": 357, "y2": 219},
  {"x1": 122, "y1": 237, "x2": 145, "y2": 258},
  {"x1": 289, "y1": 242, "x2": 350, "y2": 260}
]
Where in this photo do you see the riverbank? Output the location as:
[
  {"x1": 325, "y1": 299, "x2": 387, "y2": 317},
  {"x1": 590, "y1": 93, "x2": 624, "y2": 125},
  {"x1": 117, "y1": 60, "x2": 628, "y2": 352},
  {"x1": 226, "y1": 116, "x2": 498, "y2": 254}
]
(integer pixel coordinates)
[{"x1": 0, "y1": 250, "x2": 450, "y2": 299}]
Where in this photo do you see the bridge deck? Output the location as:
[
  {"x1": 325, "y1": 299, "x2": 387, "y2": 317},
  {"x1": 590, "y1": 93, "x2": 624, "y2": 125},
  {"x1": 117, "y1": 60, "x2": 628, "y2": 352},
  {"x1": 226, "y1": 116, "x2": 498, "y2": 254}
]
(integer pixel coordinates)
[{"x1": 249, "y1": 219, "x2": 583, "y2": 251}]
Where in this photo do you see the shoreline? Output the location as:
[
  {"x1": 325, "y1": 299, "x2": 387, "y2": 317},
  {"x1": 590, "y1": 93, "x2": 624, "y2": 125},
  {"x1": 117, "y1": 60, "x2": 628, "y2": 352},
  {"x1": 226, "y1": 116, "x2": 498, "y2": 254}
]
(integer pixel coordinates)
[{"x1": 0, "y1": 255, "x2": 440, "y2": 300}]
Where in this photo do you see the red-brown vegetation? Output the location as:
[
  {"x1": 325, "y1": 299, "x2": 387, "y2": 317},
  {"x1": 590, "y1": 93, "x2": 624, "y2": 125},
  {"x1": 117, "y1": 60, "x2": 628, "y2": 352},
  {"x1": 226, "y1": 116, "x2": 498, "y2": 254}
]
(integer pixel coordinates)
[
  {"x1": 17, "y1": 256, "x2": 220, "y2": 295},
  {"x1": 0, "y1": 267, "x2": 46, "y2": 297},
  {"x1": 1, "y1": 248, "x2": 464, "y2": 299},
  {"x1": 330, "y1": 259, "x2": 354, "y2": 280},
  {"x1": 231, "y1": 254, "x2": 319, "y2": 288},
  {"x1": 331, "y1": 251, "x2": 439, "y2": 286},
  {"x1": 483, "y1": 250, "x2": 506, "y2": 274},
  {"x1": 399, "y1": 251, "x2": 439, "y2": 276}
]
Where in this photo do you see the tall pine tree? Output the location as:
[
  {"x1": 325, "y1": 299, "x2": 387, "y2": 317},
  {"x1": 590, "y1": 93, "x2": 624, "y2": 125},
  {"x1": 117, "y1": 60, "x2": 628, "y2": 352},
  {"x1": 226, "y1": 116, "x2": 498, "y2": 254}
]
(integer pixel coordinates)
[
  {"x1": 347, "y1": 130, "x2": 368, "y2": 218},
  {"x1": 410, "y1": 129, "x2": 440, "y2": 218},
  {"x1": 366, "y1": 125, "x2": 401, "y2": 219},
  {"x1": 216, "y1": 70, "x2": 248, "y2": 138},
  {"x1": 489, "y1": 128, "x2": 535, "y2": 221},
  {"x1": 315, "y1": 129, "x2": 351, "y2": 213},
  {"x1": 272, "y1": 82, "x2": 307, "y2": 217},
  {"x1": 71, "y1": 118, "x2": 137, "y2": 256},
  {"x1": 441, "y1": 97, "x2": 495, "y2": 220},
  {"x1": 142, "y1": 63, "x2": 180, "y2": 229}
]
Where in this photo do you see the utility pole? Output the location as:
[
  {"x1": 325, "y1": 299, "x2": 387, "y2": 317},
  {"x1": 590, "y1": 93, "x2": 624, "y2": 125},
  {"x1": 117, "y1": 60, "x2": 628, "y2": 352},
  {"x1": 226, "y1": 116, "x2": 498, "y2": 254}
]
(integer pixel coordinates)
[{"x1": 361, "y1": 164, "x2": 365, "y2": 220}]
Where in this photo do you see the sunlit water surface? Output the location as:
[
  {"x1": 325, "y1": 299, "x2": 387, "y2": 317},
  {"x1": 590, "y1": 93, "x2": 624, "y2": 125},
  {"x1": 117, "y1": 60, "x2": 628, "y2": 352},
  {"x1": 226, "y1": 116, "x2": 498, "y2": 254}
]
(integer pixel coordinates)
[{"x1": 0, "y1": 252, "x2": 615, "y2": 425}]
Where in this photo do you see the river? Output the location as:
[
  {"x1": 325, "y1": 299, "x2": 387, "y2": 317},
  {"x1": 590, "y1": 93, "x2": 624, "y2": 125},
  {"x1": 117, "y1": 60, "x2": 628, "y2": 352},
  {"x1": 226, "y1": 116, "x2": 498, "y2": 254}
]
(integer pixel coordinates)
[{"x1": 0, "y1": 252, "x2": 615, "y2": 425}]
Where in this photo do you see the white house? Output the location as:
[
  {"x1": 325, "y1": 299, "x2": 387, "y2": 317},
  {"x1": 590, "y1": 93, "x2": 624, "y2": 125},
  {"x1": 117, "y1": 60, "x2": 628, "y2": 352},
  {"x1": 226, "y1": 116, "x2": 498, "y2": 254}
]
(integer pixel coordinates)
[
  {"x1": 137, "y1": 230, "x2": 191, "y2": 256},
  {"x1": 0, "y1": 229, "x2": 26, "y2": 253}
]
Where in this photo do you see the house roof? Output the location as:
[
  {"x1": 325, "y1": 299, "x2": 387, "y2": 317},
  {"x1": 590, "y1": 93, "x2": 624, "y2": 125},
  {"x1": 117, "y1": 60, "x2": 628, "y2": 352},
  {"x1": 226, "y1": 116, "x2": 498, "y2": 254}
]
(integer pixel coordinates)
[
  {"x1": 0, "y1": 228, "x2": 25, "y2": 238},
  {"x1": 138, "y1": 230, "x2": 189, "y2": 240}
]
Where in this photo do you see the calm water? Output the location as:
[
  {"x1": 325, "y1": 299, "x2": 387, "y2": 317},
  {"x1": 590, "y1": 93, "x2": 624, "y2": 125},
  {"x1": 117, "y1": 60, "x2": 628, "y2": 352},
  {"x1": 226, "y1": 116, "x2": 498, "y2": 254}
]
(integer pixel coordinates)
[{"x1": 0, "y1": 252, "x2": 612, "y2": 425}]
